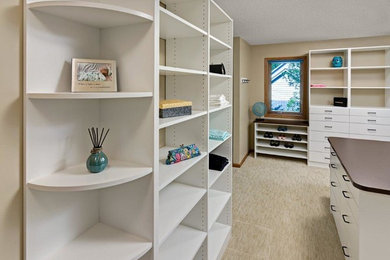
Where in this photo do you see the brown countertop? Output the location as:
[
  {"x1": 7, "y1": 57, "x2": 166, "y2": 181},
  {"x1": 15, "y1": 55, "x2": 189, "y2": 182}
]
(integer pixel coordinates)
[{"x1": 328, "y1": 137, "x2": 390, "y2": 195}]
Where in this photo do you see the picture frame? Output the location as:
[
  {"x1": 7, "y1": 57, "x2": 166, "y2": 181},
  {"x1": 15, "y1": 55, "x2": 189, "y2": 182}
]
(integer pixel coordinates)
[{"x1": 72, "y1": 58, "x2": 117, "y2": 92}]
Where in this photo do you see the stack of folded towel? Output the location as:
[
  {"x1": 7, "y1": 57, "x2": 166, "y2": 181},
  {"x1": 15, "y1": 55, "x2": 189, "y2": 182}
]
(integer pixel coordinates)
[
  {"x1": 209, "y1": 94, "x2": 229, "y2": 107},
  {"x1": 209, "y1": 129, "x2": 230, "y2": 141}
]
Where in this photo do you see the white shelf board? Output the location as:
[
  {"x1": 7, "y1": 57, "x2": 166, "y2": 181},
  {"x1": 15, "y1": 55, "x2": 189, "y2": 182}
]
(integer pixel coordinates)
[
  {"x1": 255, "y1": 147, "x2": 307, "y2": 159},
  {"x1": 209, "y1": 162, "x2": 231, "y2": 188},
  {"x1": 208, "y1": 189, "x2": 231, "y2": 230},
  {"x1": 256, "y1": 135, "x2": 308, "y2": 144},
  {"x1": 351, "y1": 46, "x2": 390, "y2": 52},
  {"x1": 27, "y1": 92, "x2": 153, "y2": 99},
  {"x1": 256, "y1": 141, "x2": 308, "y2": 152},
  {"x1": 310, "y1": 48, "x2": 348, "y2": 54},
  {"x1": 210, "y1": 35, "x2": 232, "y2": 50},
  {"x1": 48, "y1": 223, "x2": 152, "y2": 260},
  {"x1": 209, "y1": 73, "x2": 232, "y2": 79},
  {"x1": 159, "y1": 225, "x2": 207, "y2": 260},
  {"x1": 159, "y1": 182, "x2": 206, "y2": 245},
  {"x1": 310, "y1": 67, "x2": 347, "y2": 71},
  {"x1": 210, "y1": 0, "x2": 232, "y2": 23},
  {"x1": 209, "y1": 104, "x2": 232, "y2": 114},
  {"x1": 159, "y1": 147, "x2": 207, "y2": 190},
  {"x1": 160, "y1": 66, "x2": 207, "y2": 76},
  {"x1": 28, "y1": 161, "x2": 152, "y2": 192},
  {"x1": 160, "y1": 7, "x2": 207, "y2": 39},
  {"x1": 209, "y1": 133, "x2": 232, "y2": 153},
  {"x1": 256, "y1": 126, "x2": 308, "y2": 135},
  {"x1": 208, "y1": 222, "x2": 231, "y2": 260},
  {"x1": 159, "y1": 110, "x2": 207, "y2": 129},
  {"x1": 28, "y1": 1, "x2": 153, "y2": 28},
  {"x1": 351, "y1": 87, "x2": 390, "y2": 89},
  {"x1": 310, "y1": 86, "x2": 348, "y2": 89},
  {"x1": 351, "y1": 66, "x2": 390, "y2": 70}
]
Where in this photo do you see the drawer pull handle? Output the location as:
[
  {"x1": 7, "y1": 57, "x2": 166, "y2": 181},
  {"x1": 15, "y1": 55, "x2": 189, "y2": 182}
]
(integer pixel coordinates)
[
  {"x1": 324, "y1": 146, "x2": 330, "y2": 150},
  {"x1": 330, "y1": 164, "x2": 337, "y2": 169},
  {"x1": 368, "y1": 128, "x2": 377, "y2": 132},
  {"x1": 325, "y1": 110, "x2": 333, "y2": 113},
  {"x1": 342, "y1": 191, "x2": 351, "y2": 199},
  {"x1": 324, "y1": 125, "x2": 333, "y2": 129},
  {"x1": 342, "y1": 214, "x2": 351, "y2": 224},
  {"x1": 331, "y1": 152, "x2": 336, "y2": 156},
  {"x1": 325, "y1": 157, "x2": 330, "y2": 160},
  {"x1": 330, "y1": 205, "x2": 336, "y2": 212},
  {"x1": 342, "y1": 246, "x2": 350, "y2": 258},
  {"x1": 368, "y1": 112, "x2": 377, "y2": 115},
  {"x1": 342, "y1": 175, "x2": 350, "y2": 182},
  {"x1": 330, "y1": 181, "x2": 337, "y2": 187},
  {"x1": 324, "y1": 117, "x2": 333, "y2": 120},
  {"x1": 368, "y1": 119, "x2": 377, "y2": 122}
]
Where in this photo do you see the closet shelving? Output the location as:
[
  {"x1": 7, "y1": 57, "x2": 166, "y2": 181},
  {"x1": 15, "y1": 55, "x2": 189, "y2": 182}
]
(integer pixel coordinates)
[{"x1": 25, "y1": 0, "x2": 232, "y2": 259}]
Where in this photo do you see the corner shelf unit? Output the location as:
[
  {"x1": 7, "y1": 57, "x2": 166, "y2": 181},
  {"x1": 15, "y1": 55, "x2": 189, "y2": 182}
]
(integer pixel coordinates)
[{"x1": 24, "y1": 0, "x2": 232, "y2": 259}]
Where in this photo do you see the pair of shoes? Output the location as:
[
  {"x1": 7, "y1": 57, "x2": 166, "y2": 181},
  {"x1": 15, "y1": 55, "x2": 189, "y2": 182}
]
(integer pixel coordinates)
[
  {"x1": 270, "y1": 140, "x2": 280, "y2": 147},
  {"x1": 277, "y1": 134, "x2": 286, "y2": 140},
  {"x1": 292, "y1": 134, "x2": 302, "y2": 141},
  {"x1": 264, "y1": 132, "x2": 273, "y2": 138},
  {"x1": 277, "y1": 126, "x2": 288, "y2": 132},
  {"x1": 284, "y1": 142, "x2": 294, "y2": 148}
]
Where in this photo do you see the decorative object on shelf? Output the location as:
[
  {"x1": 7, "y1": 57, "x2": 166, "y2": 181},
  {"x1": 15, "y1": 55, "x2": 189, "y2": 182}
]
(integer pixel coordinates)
[
  {"x1": 332, "y1": 56, "x2": 343, "y2": 68},
  {"x1": 165, "y1": 144, "x2": 201, "y2": 165},
  {"x1": 310, "y1": 84, "x2": 327, "y2": 88},
  {"x1": 209, "y1": 129, "x2": 230, "y2": 141},
  {"x1": 270, "y1": 140, "x2": 280, "y2": 147},
  {"x1": 263, "y1": 132, "x2": 273, "y2": 138},
  {"x1": 209, "y1": 63, "x2": 226, "y2": 74},
  {"x1": 86, "y1": 127, "x2": 110, "y2": 173},
  {"x1": 159, "y1": 99, "x2": 192, "y2": 118},
  {"x1": 252, "y1": 102, "x2": 267, "y2": 120},
  {"x1": 292, "y1": 134, "x2": 302, "y2": 141},
  {"x1": 210, "y1": 94, "x2": 229, "y2": 107},
  {"x1": 209, "y1": 154, "x2": 229, "y2": 171},
  {"x1": 277, "y1": 134, "x2": 286, "y2": 140},
  {"x1": 334, "y1": 97, "x2": 348, "y2": 107},
  {"x1": 277, "y1": 126, "x2": 288, "y2": 132},
  {"x1": 72, "y1": 59, "x2": 117, "y2": 92}
]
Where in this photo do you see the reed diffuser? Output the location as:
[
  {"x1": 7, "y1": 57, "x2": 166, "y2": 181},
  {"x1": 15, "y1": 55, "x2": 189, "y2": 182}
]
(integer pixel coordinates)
[{"x1": 86, "y1": 127, "x2": 110, "y2": 173}]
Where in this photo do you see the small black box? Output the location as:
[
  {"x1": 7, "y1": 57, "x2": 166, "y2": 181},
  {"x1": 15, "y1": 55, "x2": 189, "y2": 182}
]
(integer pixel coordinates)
[{"x1": 334, "y1": 97, "x2": 347, "y2": 107}]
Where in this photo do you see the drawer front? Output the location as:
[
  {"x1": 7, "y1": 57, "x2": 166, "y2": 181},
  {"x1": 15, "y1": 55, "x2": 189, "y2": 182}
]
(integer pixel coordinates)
[
  {"x1": 310, "y1": 121, "x2": 349, "y2": 133},
  {"x1": 350, "y1": 115, "x2": 390, "y2": 125},
  {"x1": 309, "y1": 140, "x2": 331, "y2": 153},
  {"x1": 309, "y1": 131, "x2": 349, "y2": 142},
  {"x1": 309, "y1": 151, "x2": 330, "y2": 163},
  {"x1": 350, "y1": 108, "x2": 390, "y2": 118},
  {"x1": 310, "y1": 106, "x2": 349, "y2": 115},
  {"x1": 349, "y1": 134, "x2": 390, "y2": 142},
  {"x1": 350, "y1": 123, "x2": 390, "y2": 136},
  {"x1": 310, "y1": 114, "x2": 349, "y2": 123}
]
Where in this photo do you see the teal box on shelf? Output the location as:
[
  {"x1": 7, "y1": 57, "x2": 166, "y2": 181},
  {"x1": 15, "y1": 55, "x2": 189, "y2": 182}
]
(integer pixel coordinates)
[{"x1": 159, "y1": 99, "x2": 192, "y2": 118}]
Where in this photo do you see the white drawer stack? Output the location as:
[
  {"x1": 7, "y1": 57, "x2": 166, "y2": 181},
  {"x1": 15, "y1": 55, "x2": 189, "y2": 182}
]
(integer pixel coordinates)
[
  {"x1": 349, "y1": 108, "x2": 390, "y2": 142},
  {"x1": 330, "y1": 149, "x2": 359, "y2": 259},
  {"x1": 309, "y1": 106, "x2": 349, "y2": 167}
]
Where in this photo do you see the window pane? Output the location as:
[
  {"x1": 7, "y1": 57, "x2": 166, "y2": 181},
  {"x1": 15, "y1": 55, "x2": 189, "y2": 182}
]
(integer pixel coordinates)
[{"x1": 270, "y1": 60, "x2": 302, "y2": 113}]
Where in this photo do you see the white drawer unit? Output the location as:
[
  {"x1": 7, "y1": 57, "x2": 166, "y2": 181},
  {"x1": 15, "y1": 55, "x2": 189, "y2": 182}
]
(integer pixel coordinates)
[
  {"x1": 309, "y1": 131, "x2": 349, "y2": 142},
  {"x1": 350, "y1": 108, "x2": 390, "y2": 118},
  {"x1": 310, "y1": 114, "x2": 349, "y2": 123},
  {"x1": 349, "y1": 123, "x2": 390, "y2": 136},
  {"x1": 309, "y1": 151, "x2": 330, "y2": 164},
  {"x1": 349, "y1": 116, "x2": 390, "y2": 125},
  {"x1": 310, "y1": 121, "x2": 349, "y2": 133},
  {"x1": 310, "y1": 106, "x2": 350, "y2": 115},
  {"x1": 349, "y1": 134, "x2": 390, "y2": 142},
  {"x1": 309, "y1": 140, "x2": 330, "y2": 153}
]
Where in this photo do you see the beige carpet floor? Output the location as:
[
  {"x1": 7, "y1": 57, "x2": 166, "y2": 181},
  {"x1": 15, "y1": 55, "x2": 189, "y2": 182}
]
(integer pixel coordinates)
[{"x1": 222, "y1": 155, "x2": 344, "y2": 260}]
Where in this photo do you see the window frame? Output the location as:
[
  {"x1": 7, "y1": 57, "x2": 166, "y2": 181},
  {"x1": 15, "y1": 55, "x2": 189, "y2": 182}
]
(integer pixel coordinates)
[{"x1": 264, "y1": 56, "x2": 308, "y2": 120}]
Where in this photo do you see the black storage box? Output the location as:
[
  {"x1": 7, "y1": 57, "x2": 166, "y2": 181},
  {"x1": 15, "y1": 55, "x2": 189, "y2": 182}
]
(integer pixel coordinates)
[{"x1": 333, "y1": 97, "x2": 347, "y2": 107}]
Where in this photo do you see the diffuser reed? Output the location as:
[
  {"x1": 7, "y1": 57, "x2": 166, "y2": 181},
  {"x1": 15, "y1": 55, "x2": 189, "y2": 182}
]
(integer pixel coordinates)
[{"x1": 86, "y1": 127, "x2": 110, "y2": 173}]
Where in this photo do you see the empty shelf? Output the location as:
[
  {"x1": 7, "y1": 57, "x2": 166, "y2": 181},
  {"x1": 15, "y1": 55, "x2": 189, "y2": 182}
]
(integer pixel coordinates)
[
  {"x1": 208, "y1": 189, "x2": 231, "y2": 229},
  {"x1": 27, "y1": 92, "x2": 153, "y2": 99}
]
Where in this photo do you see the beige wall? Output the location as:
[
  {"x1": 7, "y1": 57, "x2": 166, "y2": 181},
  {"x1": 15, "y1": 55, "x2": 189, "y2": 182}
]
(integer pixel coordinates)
[
  {"x1": 248, "y1": 35, "x2": 390, "y2": 149},
  {"x1": 233, "y1": 37, "x2": 251, "y2": 164},
  {"x1": 0, "y1": 0, "x2": 22, "y2": 259}
]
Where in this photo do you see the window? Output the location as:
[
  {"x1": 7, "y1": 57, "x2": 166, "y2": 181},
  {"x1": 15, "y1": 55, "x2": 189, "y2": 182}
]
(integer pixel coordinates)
[{"x1": 264, "y1": 56, "x2": 307, "y2": 119}]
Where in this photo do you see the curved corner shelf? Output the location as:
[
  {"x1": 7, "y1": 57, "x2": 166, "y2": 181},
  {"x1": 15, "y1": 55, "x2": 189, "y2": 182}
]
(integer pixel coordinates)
[
  {"x1": 28, "y1": 1, "x2": 153, "y2": 28},
  {"x1": 209, "y1": 133, "x2": 232, "y2": 153},
  {"x1": 210, "y1": 35, "x2": 232, "y2": 50},
  {"x1": 159, "y1": 110, "x2": 207, "y2": 129},
  {"x1": 209, "y1": 104, "x2": 232, "y2": 114},
  {"x1": 208, "y1": 189, "x2": 231, "y2": 230},
  {"x1": 209, "y1": 162, "x2": 231, "y2": 188},
  {"x1": 209, "y1": 73, "x2": 232, "y2": 79},
  {"x1": 27, "y1": 92, "x2": 153, "y2": 100},
  {"x1": 160, "y1": 66, "x2": 207, "y2": 76},
  {"x1": 28, "y1": 161, "x2": 152, "y2": 192},
  {"x1": 48, "y1": 223, "x2": 152, "y2": 260},
  {"x1": 208, "y1": 222, "x2": 231, "y2": 260},
  {"x1": 310, "y1": 67, "x2": 347, "y2": 71}
]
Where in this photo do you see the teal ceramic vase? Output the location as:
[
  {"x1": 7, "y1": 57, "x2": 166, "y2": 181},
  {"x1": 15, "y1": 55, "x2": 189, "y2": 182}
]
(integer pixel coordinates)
[{"x1": 86, "y1": 148, "x2": 108, "y2": 173}]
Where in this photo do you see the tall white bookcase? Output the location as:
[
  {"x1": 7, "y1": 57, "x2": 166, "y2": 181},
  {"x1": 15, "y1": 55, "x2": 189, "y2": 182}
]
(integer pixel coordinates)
[
  {"x1": 308, "y1": 46, "x2": 390, "y2": 168},
  {"x1": 24, "y1": 0, "x2": 233, "y2": 259}
]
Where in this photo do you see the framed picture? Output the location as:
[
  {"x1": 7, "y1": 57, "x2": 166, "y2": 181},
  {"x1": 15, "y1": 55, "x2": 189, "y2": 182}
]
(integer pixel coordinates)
[{"x1": 72, "y1": 58, "x2": 117, "y2": 92}]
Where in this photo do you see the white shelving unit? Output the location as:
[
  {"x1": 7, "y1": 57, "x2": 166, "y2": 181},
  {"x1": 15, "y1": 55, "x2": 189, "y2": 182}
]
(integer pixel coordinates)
[
  {"x1": 25, "y1": 0, "x2": 232, "y2": 259},
  {"x1": 308, "y1": 46, "x2": 390, "y2": 168}
]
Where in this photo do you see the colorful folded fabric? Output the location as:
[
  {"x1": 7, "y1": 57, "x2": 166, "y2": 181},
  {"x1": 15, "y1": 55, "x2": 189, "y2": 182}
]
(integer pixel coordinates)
[
  {"x1": 209, "y1": 129, "x2": 230, "y2": 141},
  {"x1": 165, "y1": 144, "x2": 201, "y2": 165}
]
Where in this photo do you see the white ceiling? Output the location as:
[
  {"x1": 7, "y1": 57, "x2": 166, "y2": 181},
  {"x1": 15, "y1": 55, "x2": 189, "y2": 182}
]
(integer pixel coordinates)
[{"x1": 214, "y1": 0, "x2": 390, "y2": 45}]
